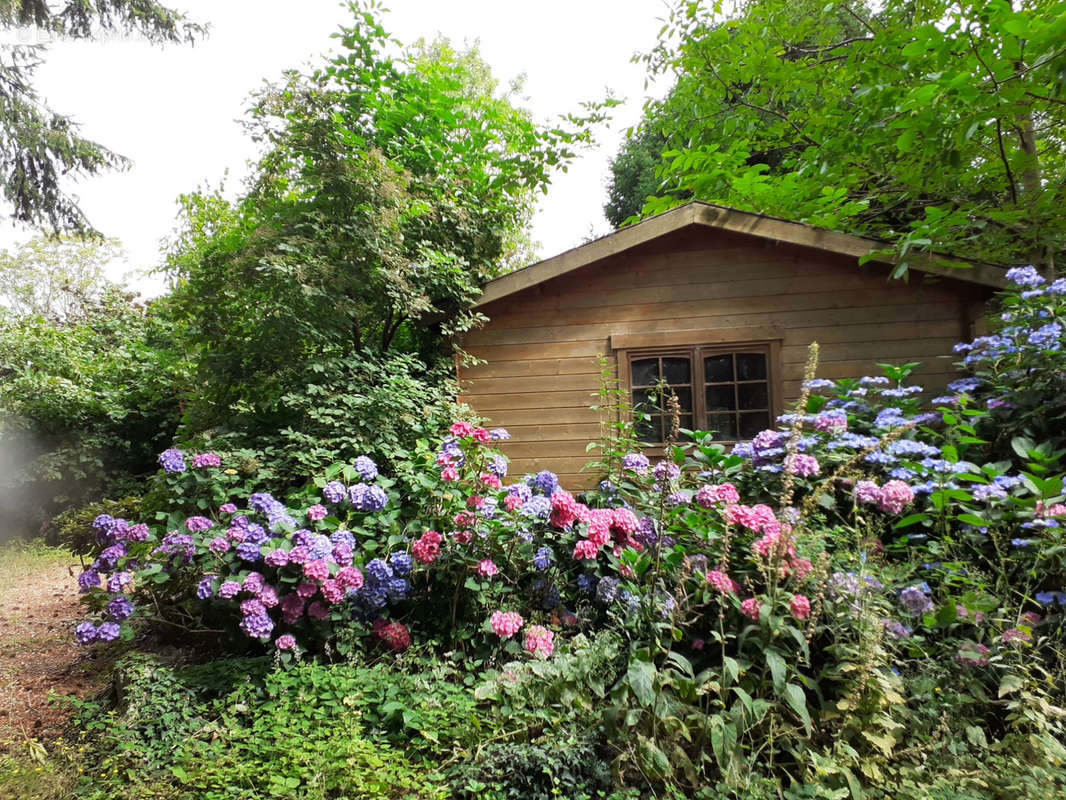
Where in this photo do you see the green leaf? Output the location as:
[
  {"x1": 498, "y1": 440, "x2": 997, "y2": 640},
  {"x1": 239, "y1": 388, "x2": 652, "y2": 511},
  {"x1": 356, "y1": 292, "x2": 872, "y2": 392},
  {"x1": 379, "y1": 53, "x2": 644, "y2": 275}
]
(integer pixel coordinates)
[
  {"x1": 783, "y1": 683, "x2": 812, "y2": 733},
  {"x1": 765, "y1": 649, "x2": 786, "y2": 692},
  {"x1": 998, "y1": 674, "x2": 1025, "y2": 698},
  {"x1": 627, "y1": 659, "x2": 656, "y2": 707},
  {"x1": 637, "y1": 734, "x2": 672, "y2": 780}
]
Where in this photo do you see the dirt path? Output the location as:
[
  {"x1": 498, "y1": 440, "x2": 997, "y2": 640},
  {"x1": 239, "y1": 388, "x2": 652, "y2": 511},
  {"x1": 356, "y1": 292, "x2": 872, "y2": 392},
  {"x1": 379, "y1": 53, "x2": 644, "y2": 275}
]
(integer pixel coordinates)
[{"x1": 0, "y1": 556, "x2": 112, "y2": 749}]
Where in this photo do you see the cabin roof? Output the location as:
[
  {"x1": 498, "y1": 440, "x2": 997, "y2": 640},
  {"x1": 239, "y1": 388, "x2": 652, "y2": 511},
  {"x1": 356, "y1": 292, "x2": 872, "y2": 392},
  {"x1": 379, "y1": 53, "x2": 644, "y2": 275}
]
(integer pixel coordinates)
[{"x1": 474, "y1": 201, "x2": 1008, "y2": 308}]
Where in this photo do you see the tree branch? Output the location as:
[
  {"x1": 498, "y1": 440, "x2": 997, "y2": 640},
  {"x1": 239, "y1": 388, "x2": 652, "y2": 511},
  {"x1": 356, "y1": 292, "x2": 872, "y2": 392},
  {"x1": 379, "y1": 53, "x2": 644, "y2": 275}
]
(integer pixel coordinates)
[{"x1": 994, "y1": 118, "x2": 1019, "y2": 205}]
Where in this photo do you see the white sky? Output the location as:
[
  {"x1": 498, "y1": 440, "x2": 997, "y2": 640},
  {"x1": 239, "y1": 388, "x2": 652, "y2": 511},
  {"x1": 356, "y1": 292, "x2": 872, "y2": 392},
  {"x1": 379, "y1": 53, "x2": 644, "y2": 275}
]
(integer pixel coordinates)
[{"x1": 0, "y1": 0, "x2": 674, "y2": 296}]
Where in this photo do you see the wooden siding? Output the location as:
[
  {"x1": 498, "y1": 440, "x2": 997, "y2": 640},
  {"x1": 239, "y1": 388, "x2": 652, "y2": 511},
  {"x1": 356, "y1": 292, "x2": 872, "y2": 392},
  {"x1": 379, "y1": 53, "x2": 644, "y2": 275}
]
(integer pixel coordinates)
[{"x1": 458, "y1": 227, "x2": 991, "y2": 488}]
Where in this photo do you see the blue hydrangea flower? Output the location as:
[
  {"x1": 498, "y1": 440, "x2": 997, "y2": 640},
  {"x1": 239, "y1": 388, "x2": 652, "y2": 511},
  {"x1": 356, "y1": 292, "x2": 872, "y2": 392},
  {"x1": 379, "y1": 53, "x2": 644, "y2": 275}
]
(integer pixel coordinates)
[
  {"x1": 236, "y1": 541, "x2": 262, "y2": 562},
  {"x1": 1028, "y1": 322, "x2": 1062, "y2": 349},
  {"x1": 330, "y1": 530, "x2": 357, "y2": 550},
  {"x1": 577, "y1": 573, "x2": 599, "y2": 594},
  {"x1": 596, "y1": 576, "x2": 621, "y2": 606},
  {"x1": 309, "y1": 534, "x2": 333, "y2": 560},
  {"x1": 1006, "y1": 265, "x2": 1045, "y2": 287},
  {"x1": 389, "y1": 551, "x2": 413, "y2": 576},
  {"x1": 385, "y1": 578, "x2": 410, "y2": 601},
  {"x1": 533, "y1": 546, "x2": 553, "y2": 571},
  {"x1": 519, "y1": 496, "x2": 552, "y2": 520},
  {"x1": 364, "y1": 558, "x2": 392, "y2": 584},
  {"x1": 948, "y1": 377, "x2": 982, "y2": 394},
  {"x1": 96, "y1": 622, "x2": 121, "y2": 642},
  {"x1": 531, "y1": 470, "x2": 559, "y2": 496}
]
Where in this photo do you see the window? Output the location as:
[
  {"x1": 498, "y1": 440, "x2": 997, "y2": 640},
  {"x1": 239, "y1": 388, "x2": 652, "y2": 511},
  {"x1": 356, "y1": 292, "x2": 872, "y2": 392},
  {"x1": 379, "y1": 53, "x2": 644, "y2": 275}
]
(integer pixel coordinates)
[{"x1": 623, "y1": 343, "x2": 778, "y2": 445}]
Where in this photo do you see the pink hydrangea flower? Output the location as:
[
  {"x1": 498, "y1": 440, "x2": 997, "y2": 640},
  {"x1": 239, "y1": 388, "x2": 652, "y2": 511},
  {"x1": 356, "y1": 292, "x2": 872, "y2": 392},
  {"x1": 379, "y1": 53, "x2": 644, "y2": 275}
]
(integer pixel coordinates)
[
  {"x1": 321, "y1": 579, "x2": 346, "y2": 604},
  {"x1": 307, "y1": 601, "x2": 330, "y2": 621},
  {"x1": 335, "y1": 566, "x2": 363, "y2": 590},
  {"x1": 855, "y1": 480, "x2": 881, "y2": 505},
  {"x1": 472, "y1": 427, "x2": 491, "y2": 444},
  {"x1": 955, "y1": 641, "x2": 990, "y2": 667},
  {"x1": 218, "y1": 503, "x2": 238, "y2": 514},
  {"x1": 789, "y1": 557, "x2": 813, "y2": 580},
  {"x1": 784, "y1": 454, "x2": 820, "y2": 477},
  {"x1": 306, "y1": 504, "x2": 328, "y2": 522},
  {"x1": 450, "y1": 421, "x2": 475, "y2": 438},
  {"x1": 503, "y1": 495, "x2": 523, "y2": 512},
  {"x1": 412, "y1": 531, "x2": 442, "y2": 564},
  {"x1": 280, "y1": 594, "x2": 305, "y2": 624},
  {"x1": 303, "y1": 559, "x2": 330, "y2": 582},
  {"x1": 490, "y1": 610, "x2": 524, "y2": 639},
  {"x1": 477, "y1": 559, "x2": 498, "y2": 578},
  {"x1": 523, "y1": 625, "x2": 555, "y2": 659},
  {"x1": 876, "y1": 480, "x2": 915, "y2": 515},
  {"x1": 208, "y1": 537, "x2": 230, "y2": 553},
  {"x1": 549, "y1": 490, "x2": 583, "y2": 529},
  {"x1": 258, "y1": 585, "x2": 279, "y2": 608},
  {"x1": 572, "y1": 539, "x2": 599, "y2": 560},
  {"x1": 377, "y1": 621, "x2": 411, "y2": 652},
  {"x1": 610, "y1": 507, "x2": 639, "y2": 537},
  {"x1": 453, "y1": 529, "x2": 472, "y2": 544},
  {"x1": 1047, "y1": 503, "x2": 1066, "y2": 517},
  {"x1": 741, "y1": 597, "x2": 763, "y2": 621},
  {"x1": 706, "y1": 570, "x2": 739, "y2": 595},
  {"x1": 723, "y1": 503, "x2": 778, "y2": 533},
  {"x1": 296, "y1": 582, "x2": 318, "y2": 599},
  {"x1": 275, "y1": 634, "x2": 297, "y2": 651},
  {"x1": 480, "y1": 473, "x2": 502, "y2": 490},
  {"x1": 264, "y1": 549, "x2": 289, "y2": 568},
  {"x1": 441, "y1": 466, "x2": 459, "y2": 482},
  {"x1": 454, "y1": 512, "x2": 476, "y2": 528},
  {"x1": 790, "y1": 594, "x2": 811, "y2": 620}
]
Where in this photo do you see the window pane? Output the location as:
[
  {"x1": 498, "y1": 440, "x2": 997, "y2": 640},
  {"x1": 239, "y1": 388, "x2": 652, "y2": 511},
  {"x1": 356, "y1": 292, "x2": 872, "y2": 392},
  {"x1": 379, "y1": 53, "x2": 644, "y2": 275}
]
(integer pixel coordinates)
[
  {"x1": 662, "y1": 357, "x2": 691, "y2": 385},
  {"x1": 633, "y1": 388, "x2": 661, "y2": 413},
  {"x1": 638, "y1": 416, "x2": 664, "y2": 444},
  {"x1": 632, "y1": 358, "x2": 659, "y2": 386},
  {"x1": 705, "y1": 354, "x2": 734, "y2": 383},
  {"x1": 706, "y1": 386, "x2": 736, "y2": 412},
  {"x1": 739, "y1": 411, "x2": 771, "y2": 439},
  {"x1": 738, "y1": 383, "x2": 769, "y2": 410},
  {"x1": 736, "y1": 352, "x2": 767, "y2": 381},
  {"x1": 707, "y1": 413, "x2": 737, "y2": 441},
  {"x1": 678, "y1": 414, "x2": 693, "y2": 437},
  {"x1": 676, "y1": 387, "x2": 693, "y2": 413},
  {"x1": 634, "y1": 414, "x2": 655, "y2": 442}
]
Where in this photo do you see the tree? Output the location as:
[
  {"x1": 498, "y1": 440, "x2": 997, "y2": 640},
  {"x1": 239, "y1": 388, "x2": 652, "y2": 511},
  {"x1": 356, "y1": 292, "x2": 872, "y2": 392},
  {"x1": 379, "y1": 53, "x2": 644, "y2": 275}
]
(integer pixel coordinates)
[
  {"x1": 603, "y1": 125, "x2": 669, "y2": 228},
  {"x1": 0, "y1": 0, "x2": 203, "y2": 234},
  {"x1": 627, "y1": 0, "x2": 1066, "y2": 273},
  {"x1": 160, "y1": 3, "x2": 606, "y2": 480},
  {"x1": 0, "y1": 234, "x2": 122, "y2": 322}
]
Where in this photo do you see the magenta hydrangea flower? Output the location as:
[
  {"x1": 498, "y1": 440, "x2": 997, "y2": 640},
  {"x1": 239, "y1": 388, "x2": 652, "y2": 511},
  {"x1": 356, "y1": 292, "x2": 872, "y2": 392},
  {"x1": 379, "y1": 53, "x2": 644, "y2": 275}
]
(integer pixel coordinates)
[
  {"x1": 185, "y1": 516, "x2": 214, "y2": 533},
  {"x1": 275, "y1": 634, "x2": 297, "y2": 651},
  {"x1": 477, "y1": 559, "x2": 499, "y2": 578},
  {"x1": 706, "y1": 570, "x2": 739, "y2": 595},
  {"x1": 306, "y1": 504, "x2": 328, "y2": 522},
  {"x1": 790, "y1": 594, "x2": 811, "y2": 620},
  {"x1": 218, "y1": 580, "x2": 241, "y2": 599},
  {"x1": 784, "y1": 454, "x2": 820, "y2": 477},
  {"x1": 264, "y1": 549, "x2": 289, "y2": 568},
  {"x1": 209, "y1": 537, "x2": 230, "y2": 553},
  {"x1": 218, "y1": 503, "x2": 238, "y2": 514},
  {"x1": 854, "y1": 480, "x2": 881, "y2": 505},
  {"x1": 192, "y1": 452, "x2": 222, "y2": 468},
  {"x1": 741, "y1": 597, "x2": 762, "y2": 621}
]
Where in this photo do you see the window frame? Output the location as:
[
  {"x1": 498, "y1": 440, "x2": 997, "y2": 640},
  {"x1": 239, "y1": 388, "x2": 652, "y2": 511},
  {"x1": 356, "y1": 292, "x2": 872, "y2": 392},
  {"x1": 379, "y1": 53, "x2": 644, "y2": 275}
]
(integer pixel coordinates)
[{"x1": 617, "y1": 333, "x2": 783, "y2": 448}]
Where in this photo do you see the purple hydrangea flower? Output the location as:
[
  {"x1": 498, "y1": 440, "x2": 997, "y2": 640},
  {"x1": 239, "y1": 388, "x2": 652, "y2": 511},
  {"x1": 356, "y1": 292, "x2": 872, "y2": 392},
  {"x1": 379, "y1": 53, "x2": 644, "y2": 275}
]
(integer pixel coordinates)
[
  {"x1": 622, "y1": 453, "x2": 650, "y2": 473},
  {"x1": 653, "y1": 461, "x2": 681, "y2": 482},
  {"x1": 97, "y1": 622, "x2": 121, "y2": 642},
  {"x1": 185, "y1": 516, "x2": 214, "y2": 533},
  {"x1": 75, "y1": 622, "x2": 98, "y2": 645},
  {"x1": 196, "y1": 577, "x2": 215, "y2": 599},
  {"x1": 489, "y1": 428, "x2": 511, "y2": 441},
  {"x1": 107, "y1": 572, "x2": 132, "y2": 593},
  {"x1": 507, "y1": 483, "x2": 532, "y2": 503},
  {"x1": 519, "y1": 495, "x2": 552, "y2": 520},
  {"x1": 77, "y1": 569, "x2": 101, "y2": 593},
  {"x1": 239, "y1": 613, "x2": 274, "y2": 641},
  {"x1": 218, "y1": 581, "x2": 241, "y2": 599},
  {"x1": 365, "y1": 558, "x2": 392, "y2": 584},
  {"x1": 192, "y1": 452, "x2": 222, "y2": 468},
  {"x1": 532, "y1": 470, "x2": 559, "y2": 496},
  {"x1": 883, "y1": 619, "x2": 912, "y2": 640},
  {"x1": 488, "y1": 455, "x2": 509, "y2": 478},
  {"x1": 108, "y1": 596, "x2": 135, "y2": 621},
  {"x1": 264, "y1": 549, "x2": 289, "y2": 568},
  {"x1": 900, "y1": 585, "x2": 934, "y2": 615},
  {"x1": 158, "y1": 448, "x2": 187, "y2": 473},
  {"x1": 330, "y1": 530, "x2": 356, "y2": 550},
  {"x1": 236, "y1": 541, "x2": 262, "y2": 562},
  {"x1": 323, "y1": 481, "x2": 346, "y2": 504},
  {"x1": 353, "y1": 455, "x2": 379, "y2": 482}
]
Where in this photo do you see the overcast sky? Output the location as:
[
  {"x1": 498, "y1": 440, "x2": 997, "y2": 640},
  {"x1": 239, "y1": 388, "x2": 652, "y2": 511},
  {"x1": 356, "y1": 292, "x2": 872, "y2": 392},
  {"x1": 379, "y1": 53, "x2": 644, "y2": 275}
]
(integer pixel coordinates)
[{"x1": 0, "y1": 0, "x2": 674, "y2": 295}]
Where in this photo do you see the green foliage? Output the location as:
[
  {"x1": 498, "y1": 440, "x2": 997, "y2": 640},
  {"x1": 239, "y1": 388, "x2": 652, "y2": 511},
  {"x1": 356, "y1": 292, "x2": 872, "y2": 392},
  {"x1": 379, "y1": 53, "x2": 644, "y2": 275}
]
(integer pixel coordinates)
[
  {"x1": 625, "y1": 0, "x2": 1066, "y2": 270},
  {"x1": 603, "y1": 126, "x2": 670, "y2": 228},
  {"x1": 449, "y1": 735, "x2": 612, "y2": 800},
  {"x1": 53, "y1": 496, "x2": 142, "y2": 556},
  {"x1": 0, "y1": 283, "x2": 183, "y2": 538}
]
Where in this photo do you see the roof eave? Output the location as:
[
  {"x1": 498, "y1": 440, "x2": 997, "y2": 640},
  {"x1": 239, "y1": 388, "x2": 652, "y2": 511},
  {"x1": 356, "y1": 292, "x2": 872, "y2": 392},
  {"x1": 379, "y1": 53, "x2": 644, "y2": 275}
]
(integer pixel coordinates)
[{"x1": 473, "y1": 202, "x2": 1007, "y2": 309}]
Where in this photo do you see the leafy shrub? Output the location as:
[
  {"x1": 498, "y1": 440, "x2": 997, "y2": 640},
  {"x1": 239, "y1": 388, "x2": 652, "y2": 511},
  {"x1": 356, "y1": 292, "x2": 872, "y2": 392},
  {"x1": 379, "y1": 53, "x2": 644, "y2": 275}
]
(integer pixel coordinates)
[
  {"x1": 53, "y1": 496, "x2": 142, "y2": 557},
  {"x1": 448, "y1": 735, "x2": 612, "y2": 800}
]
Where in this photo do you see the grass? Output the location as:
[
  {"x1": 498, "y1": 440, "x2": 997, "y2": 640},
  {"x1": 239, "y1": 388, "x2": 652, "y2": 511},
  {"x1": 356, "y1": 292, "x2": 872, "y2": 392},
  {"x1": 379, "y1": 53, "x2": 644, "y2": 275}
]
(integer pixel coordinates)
[{"x1": 0, "y1": 540, "x2": 73, "y2": 594}]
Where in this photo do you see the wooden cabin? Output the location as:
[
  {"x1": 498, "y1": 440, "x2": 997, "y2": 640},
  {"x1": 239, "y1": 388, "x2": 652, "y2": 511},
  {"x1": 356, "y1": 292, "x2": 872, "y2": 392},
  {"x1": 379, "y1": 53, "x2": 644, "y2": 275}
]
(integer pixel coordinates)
[{"x1": 457, "y1": 202, "x2": 1006, "y2": 488}]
